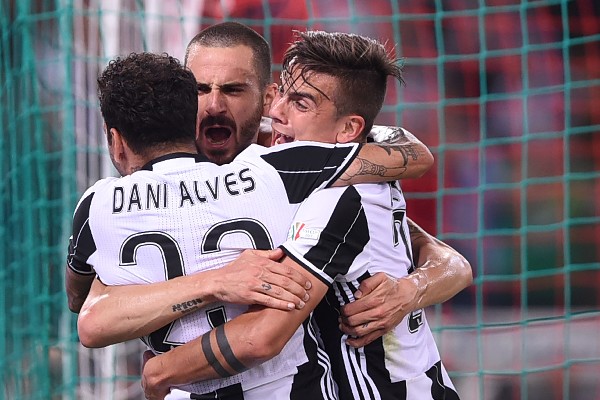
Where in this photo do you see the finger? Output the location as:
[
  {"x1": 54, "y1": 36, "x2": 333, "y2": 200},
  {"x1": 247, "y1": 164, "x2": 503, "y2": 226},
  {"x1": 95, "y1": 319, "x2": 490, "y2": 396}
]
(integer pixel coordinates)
[
  {"x1": 268, "y1": 263, "x2": 311, "y2": 290},
  {"x1": 249, "y1": 247, "x2": 284, "y2": 261},
  {"x1": 341, "y1": 297, "x2": 374, "y2": 317},
  {"x1": 266, "y1": 272, "x2": 310, "y2": 300},
  {"x1": 339, "y1": 316, "x2": 379, "y2": 337},
  {"x1": 253, "y1": 293, "x2": 304, "y2": 311},
  {"x1": 259, "y1": 279, "x2": 309, "y2": 309},
  {"x1": 142, "y1": 350, "x2": 155, "y2": 367},
  {"x1": 345, "y1": 329, "x2": 385, "y2": 348},
  {"x1": 354, "y1": 272, "x2": 387, "y2": 298}
]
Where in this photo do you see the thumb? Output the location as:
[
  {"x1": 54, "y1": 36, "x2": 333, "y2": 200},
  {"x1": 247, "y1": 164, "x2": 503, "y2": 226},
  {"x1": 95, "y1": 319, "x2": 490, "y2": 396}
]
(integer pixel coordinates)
[
  {"x1": 142, "y1": 350, "x2": 155, "y2": 367},
  {"x1": 249, "y1": 248, "x2": 284, "y2": 260},
  {"x1": 266, "y1": 247, "x2": 284, "y2": 260}
]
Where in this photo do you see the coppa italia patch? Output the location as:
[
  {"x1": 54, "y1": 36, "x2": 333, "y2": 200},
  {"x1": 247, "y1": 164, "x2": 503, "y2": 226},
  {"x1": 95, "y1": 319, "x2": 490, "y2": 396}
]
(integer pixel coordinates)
[{"x1": 288, "y1": 222, "x2": 321, "y2": 241}]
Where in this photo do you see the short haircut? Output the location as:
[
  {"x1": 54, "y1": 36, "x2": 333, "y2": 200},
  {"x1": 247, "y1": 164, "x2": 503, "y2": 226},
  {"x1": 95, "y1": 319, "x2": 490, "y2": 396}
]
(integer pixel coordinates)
[
  {"x1": 185, "y1": 22, "x2": 272, "y2": 89},
  {"x1": 281, "y1": 30, "x2": 404, "y2": 135},
  {"x1": 97, "y1": 52, "x2": 197, "y2": 156}
]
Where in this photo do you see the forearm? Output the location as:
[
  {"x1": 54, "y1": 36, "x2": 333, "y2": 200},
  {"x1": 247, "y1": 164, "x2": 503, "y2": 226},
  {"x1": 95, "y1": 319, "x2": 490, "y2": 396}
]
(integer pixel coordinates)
[
  {"x1": 65, "y1": 267, "x2": 95, "y2": 313},
  {"x1": 334, "y1": 127, "x2": 433, "y2": 186},
  {"x1": 144, "y1": 259, "x2": 326, "y2": 388},
  {"x1": 144, "y1": 308, "x2": 284, "y2": 387},
  {"x1": 407, "y1": 219, "x2": 473, "y2": 310},
  {"x1": 78, "y1": 272, "x2": 220, "y2": 348}
]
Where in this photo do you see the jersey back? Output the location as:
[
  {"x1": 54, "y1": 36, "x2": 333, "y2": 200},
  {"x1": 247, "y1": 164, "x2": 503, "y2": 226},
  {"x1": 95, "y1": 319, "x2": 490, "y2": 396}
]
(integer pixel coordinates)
[{"x1": 67, "y1": 142, "x2": 360, "y2": 395}]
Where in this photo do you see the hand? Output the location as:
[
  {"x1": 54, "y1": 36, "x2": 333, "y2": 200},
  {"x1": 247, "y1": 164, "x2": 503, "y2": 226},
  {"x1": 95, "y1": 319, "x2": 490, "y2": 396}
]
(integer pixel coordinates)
[
  {"x1": 142, "y1": 350, "x2": 155, "y2": 368},
  {"x1": 141, "y1": 352, "x2": 169, "y2": 400},
  {"x1": 211, "y1": 248, "x2": 311, "y2": 311},
  {"x1": 339, "y1": 272, "x2": 418, "y2": 347}
]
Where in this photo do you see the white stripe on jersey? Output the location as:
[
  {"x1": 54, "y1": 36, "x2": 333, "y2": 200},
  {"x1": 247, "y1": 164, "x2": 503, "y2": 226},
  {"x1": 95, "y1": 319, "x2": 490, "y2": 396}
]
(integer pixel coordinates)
[
  {"x1": 274, "y1": 165, "x2": 341, "y2": 174},
  {"x1": 337, "y1": 280, "x2": 382, "y2": 400},
  {"x1": 306, "y1": 319, "x2": 337, "y2": 400}
]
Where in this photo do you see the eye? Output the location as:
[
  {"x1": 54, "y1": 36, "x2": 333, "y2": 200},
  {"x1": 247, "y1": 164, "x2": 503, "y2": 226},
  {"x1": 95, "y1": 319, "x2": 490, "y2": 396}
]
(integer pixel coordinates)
[
  {"x1": 222, "y1": 86, "x2": 244, "y2": 95},
  {"x1": 293, "y1": 100, "x2": 309, "y2": 111},
  {"x1": 197, "y1": 83, "x2": 210, "y2": 94}
]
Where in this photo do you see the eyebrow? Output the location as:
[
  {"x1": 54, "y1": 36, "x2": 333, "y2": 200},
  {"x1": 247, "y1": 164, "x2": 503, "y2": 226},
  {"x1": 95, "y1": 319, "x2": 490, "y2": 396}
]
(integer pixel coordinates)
[
  {"x1": 197, "y1": 81, "x2": 250, "y2": 90},
  {"x1": 289, "y1": 89, "x2": 318, "y2": 104}
]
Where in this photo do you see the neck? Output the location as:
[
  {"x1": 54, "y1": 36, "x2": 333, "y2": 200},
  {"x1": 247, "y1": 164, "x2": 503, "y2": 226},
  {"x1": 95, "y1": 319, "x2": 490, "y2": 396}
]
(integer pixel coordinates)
[{"x1": 127, "y1": 142, "x2": 198, "y2": 174}]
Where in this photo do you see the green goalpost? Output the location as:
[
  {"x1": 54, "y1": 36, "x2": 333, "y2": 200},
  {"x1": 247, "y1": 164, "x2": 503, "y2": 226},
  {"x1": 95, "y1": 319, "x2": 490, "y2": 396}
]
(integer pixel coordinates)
[{"x1": 1, "y1": 1, "x2": 598, "y2": 399}]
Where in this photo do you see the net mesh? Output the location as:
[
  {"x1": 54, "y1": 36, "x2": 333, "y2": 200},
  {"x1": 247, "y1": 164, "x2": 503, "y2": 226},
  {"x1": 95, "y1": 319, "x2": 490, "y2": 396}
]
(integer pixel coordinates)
[{"x1": 1, "y1": 1, "x2": 599, "y2": 399}]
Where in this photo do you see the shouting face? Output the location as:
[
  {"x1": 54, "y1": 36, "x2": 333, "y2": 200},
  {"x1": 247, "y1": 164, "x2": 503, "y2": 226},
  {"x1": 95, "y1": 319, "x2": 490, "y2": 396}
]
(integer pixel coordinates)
[{"x1": 187, "y1": 44, "x2": 265, "y2": 164}]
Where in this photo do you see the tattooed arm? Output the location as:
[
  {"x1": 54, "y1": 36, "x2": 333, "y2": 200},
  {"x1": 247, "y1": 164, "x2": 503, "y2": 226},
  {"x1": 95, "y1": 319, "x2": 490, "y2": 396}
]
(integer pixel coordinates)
[
  {"x1": 77, "y1": 249, "x2": 311, "y2": 348},
  {"x1": 332, "y1": 127, "x2": 433, "y2": 186},
  {"x1": 141, "y1": 255, "x2": 329, "y2": 399}
]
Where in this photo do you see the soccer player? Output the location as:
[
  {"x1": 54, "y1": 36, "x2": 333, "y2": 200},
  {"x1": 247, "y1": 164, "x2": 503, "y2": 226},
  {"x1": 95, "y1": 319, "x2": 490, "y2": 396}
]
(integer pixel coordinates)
[
  {"x1": 67, "y1": 51, "x2": 432, "y2": 399},
  {"x1": 140, "y1": 31, "x2": 461, "y2": 399},
  {"x1": 69, "y1": 22, "x2": 471, "y2": 349}
]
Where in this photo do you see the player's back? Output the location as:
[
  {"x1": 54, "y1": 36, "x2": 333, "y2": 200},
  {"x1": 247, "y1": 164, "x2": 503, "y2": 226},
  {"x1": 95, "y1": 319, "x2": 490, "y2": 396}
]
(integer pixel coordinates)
[{"x1": 68, "y1": 141, "x2": 361, "y2": 396}]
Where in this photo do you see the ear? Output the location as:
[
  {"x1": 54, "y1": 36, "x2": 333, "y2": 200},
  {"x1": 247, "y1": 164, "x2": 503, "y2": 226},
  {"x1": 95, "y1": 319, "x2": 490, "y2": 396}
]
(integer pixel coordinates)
[
  {"x1": 336, "y1": 115, "x2": 365, "y2": 144},
  {"x1": 109, "y1": 128, "x2": 129, "y2": 165},
  {"x1": 262, "y1": 83, "x2": 278, "y2": 116}
]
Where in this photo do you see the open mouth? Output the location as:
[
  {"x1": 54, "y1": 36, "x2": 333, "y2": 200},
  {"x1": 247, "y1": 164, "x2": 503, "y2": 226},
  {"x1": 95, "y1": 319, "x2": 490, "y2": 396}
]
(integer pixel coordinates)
[
  {"x1": 271, "y1": 129, "x2": 294, "y2": 146},
  {"x1": 204, "y1": 126, "x2": 233, "y2": 146}
]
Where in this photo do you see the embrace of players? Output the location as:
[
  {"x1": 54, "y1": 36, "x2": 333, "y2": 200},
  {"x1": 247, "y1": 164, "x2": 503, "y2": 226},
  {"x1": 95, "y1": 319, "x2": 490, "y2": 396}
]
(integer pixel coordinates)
[{"x1": 65, "y1": 22, "x2": 472, "y2": 400}]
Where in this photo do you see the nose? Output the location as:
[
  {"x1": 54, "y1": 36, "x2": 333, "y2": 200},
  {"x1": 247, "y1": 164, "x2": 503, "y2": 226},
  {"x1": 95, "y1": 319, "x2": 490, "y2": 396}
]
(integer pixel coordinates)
[
  {"x1": 268, "y1": 90, "x2": 287, "y2": 124},
  {"x1": 203, "y1": 88, "x2": 227, "y2": 115}
]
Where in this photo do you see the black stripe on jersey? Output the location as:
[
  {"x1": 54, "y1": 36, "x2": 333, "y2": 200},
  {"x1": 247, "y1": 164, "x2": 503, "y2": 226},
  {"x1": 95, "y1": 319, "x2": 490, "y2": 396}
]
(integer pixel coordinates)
[
  {"x1": 291, "y1": 318, "x2": 336, "y2": 400},
  {"x1": 190, "y1": 383, "x2": 244, "y2": 399},
  {"x1": 67, "y1": 192, "x2": 96, "y2": 275},
  {"x1": 303, "y1": 187, "x2": 370, "y2": 280},
  {"x1": 315, "y1": 273, "x2": 412, "y2": 400},
  {"x1": 260, "y1": 144, "x2": 359, "y2": 204},
  {"x1": 425, "y1": 361, "x2": 460, "y2": 400},
  {"x1": 395, "y1": 210, "x2": 416, "y2": 274}
]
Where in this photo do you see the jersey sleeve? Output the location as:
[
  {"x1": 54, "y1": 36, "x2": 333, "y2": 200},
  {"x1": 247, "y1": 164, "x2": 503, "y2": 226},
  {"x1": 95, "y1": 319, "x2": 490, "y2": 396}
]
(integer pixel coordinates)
[
  {"x1": 66, "y1": 179, "x2": 112, "y2": 275},
  {"x1": 257, "y1": 141, "x2": 362, "y2": 204},
  {"x1": 279, "y1": 186, "x2": 370, "y2": 285}
]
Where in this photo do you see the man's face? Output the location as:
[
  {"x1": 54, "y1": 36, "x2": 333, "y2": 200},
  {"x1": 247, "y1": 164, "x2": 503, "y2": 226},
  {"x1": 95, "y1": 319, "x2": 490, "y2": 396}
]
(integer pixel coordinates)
[
  {"x1": 187, "y1": 44, "x2": 264, "y2": 165},
  {"x1": 269, "y1": 67, "x2": 344, "y2": 145}
]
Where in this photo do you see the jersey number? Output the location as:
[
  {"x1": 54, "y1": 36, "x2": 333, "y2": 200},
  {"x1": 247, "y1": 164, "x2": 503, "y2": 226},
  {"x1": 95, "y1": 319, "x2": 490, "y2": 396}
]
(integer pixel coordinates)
[{"x1": 119, "y1": 219, "x2": 273, "y2": 353}]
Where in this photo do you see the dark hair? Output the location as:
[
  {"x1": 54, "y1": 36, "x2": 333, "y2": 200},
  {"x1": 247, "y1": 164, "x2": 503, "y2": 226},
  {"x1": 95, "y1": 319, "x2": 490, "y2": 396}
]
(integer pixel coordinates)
[
  {"x1": 281, "y1": 30, "x2": 404, "y2": 135},
  {"x1": 185, "y1": 22, "x2": 271, "y2": 89},
  {"x1": 97, "y1": 52, "x2": 197, "y2": 155}
]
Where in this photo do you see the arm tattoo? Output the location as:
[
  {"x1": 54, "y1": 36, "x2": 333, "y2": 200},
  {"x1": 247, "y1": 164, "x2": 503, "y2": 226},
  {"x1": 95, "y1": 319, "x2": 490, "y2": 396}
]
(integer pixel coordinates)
[
  {"x1": 201, "y1": 331, "x2": 230, "y2": 378},
  {"x1": 381, "y1": 144, "x2": 420, "y2": 167},
  {"x1": 355, "y1": 158, "x2": 387, "y2": 177},
  {"x1": 215, "y1": 325, "x2": 248, "y2": 374},
  {"x1": 171, "y1": 298, "x2": 203, "y2": 314}
]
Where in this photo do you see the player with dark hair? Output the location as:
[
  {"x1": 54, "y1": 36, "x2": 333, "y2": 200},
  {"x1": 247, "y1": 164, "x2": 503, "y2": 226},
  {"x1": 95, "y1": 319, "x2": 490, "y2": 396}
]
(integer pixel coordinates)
[
  {"x1": 66, "y1": 50, "x2": 433, "y2": 399},
  {"x1": 274, "y1": 30, "x2": 460, "y2": 399},
  {"x1": 185, "y1": 21, "x2": 277, "y2": 164},
  {"x1": 139, "y1": 31, "x2": 461, "y2": 399}
]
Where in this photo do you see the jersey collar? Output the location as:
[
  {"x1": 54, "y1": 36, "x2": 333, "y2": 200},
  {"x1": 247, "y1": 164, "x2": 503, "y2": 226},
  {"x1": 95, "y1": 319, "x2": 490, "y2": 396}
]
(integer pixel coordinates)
[{"x1": 141, "y1": 152, "x2": 212, "y2": 171}]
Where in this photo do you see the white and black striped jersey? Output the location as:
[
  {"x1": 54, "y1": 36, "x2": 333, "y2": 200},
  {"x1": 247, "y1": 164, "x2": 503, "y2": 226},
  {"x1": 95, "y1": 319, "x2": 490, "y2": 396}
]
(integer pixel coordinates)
[
  {"x1": 280, "y1": 181, "x2": 458, "y2": 400},
  {"x1": 66, "y1": 141, "x2": 361, "y2": 398}
]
